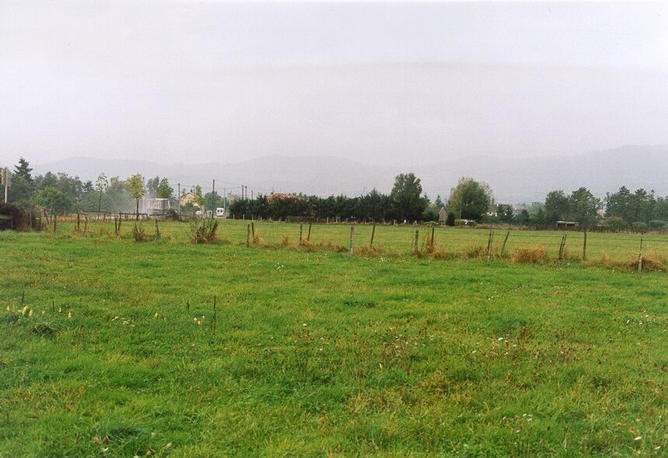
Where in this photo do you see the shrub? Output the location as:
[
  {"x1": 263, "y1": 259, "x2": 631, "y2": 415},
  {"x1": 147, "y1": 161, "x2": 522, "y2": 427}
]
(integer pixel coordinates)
[
  {"x1": 649, "y1": 220, "x2": 666, "y2": 230},
  {"x1": 603, "y1": 216, "x2": 627, "y2": 232},
  {"x1": 132, "y1": 223, "x2": 148, "y2": 242},
  {"x1": 446, "y1": 212, "x2": 455, "y2": 226},
  {"x1": 631, "y1": 221, "x2": 648, "y2": 232},
  {"x1": 511, "y1": 246, "x2": 548, "y2": 264},
  {"x1": 638, "y1": 250, "x2": 666, "y2": 272},
  {"x1": 623, "y1": 249, "x2": 665, "y2": 272},
  {"x1": 190, "y1": 218, "x2": 218, "y2": 243},
  {"x1": 165, "y1": 209, "x2": 180, "y2": 221}
]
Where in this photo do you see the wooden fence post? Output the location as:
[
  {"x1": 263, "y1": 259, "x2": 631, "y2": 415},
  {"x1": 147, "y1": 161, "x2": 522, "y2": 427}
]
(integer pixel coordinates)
[
  {"x1": 212, "y1": 295, "x2": 217, "y2": 339},
  {"x1": 558, "y1": 234, "x2": 567, "y2": 261},
  {"x1": 582, "y1": 230, "x2": 587, "y2": 261},
  {"x1": 154, "y1": 219, "x2": 160, "y2": 239},
  {"x1": 500, "y1": 231, "x2": 510, "y2": 257},
  {"x1": 413, "y1": 229, "x2": 419, "y2": 253},
  {"x1": 637, "y1": 236, "x2": 643, "y2": 272},
  {"x1": 307, "y1": 223, "x2": 312, "y2": 242},
  {"x1": 76, "y1": 212, "x2": 80, "y2": 232},
  {"x1": 251, "y1": 222, "x2": 255, "y2": 239},
  {"x1": 246, "y1": 224, "x2": 250, "y2": 247},
  {"x1": 84, "y1": 215, "x2": 88, "y2": 236},
  {"x1": 430, "y1": 225, "x2": 435, "y2": 250},
  {"x1": 299, "y1": 224, "x2": 303, "y2": 245},
  {"x1": 349, "y1": 225, "x2": 354, "y2": 253},
  {"x1": 486, "y1": 230, "x2": 494, "y2": 261},
  {"x1": 370, "y1": 223, "x2": 376, "y2": 247}
]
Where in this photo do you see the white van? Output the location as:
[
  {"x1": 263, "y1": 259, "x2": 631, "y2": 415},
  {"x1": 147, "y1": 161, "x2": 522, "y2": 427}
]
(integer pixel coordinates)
[{"x1": 215, "y1": 208, "x2": 226, "y2": 218}]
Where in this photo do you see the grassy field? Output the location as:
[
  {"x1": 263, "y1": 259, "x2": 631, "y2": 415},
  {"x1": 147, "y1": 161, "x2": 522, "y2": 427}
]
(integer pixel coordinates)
[
  {"x1": 43, "y1": 218, "x2": 668, "y2": 264},
  {"x1": 1, "y1": 224, "x2": 666, "y2": 456}
]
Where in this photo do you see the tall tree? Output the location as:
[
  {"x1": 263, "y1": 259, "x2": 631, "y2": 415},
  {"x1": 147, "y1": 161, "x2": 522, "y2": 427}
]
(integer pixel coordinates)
[
  {"x1": 568, "y1": 187, "x2": 601, "y2": 228},
  {"x1": 447, "y1": 177, "x2": 493, "y2": 221},
  {"x1": 126, "y1": 174, "x2": 146, "y2": 219},
  {"x1": 389, "y1": 173, "x2": 428, "y2": 222},
  {"x1": 605, "y1": 186, "x2": 632, "y2": 222},
  {"x1": 156, "y1": 178, "x2": 173, "y2": 199},
  {"x1": 95, "y1": 174, "x2": 108, "y2": 212},
  {"x1": 544, "y1": 190, "x2": 570, "y2": 223},
  {"x1": 146, "y1": 176, "x2": 161, "y2": 198},
  {"x1": 8, "y1": 157, "x2": 34, "y2": 208},
  {"x1": 34, "y1": 187, "x2": 72, "y2": 216}
]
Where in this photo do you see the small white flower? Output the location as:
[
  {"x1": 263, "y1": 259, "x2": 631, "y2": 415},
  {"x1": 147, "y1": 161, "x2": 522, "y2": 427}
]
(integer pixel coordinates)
[{"x1": 634, "y1": 436, "x2": 642, "y2": 441}]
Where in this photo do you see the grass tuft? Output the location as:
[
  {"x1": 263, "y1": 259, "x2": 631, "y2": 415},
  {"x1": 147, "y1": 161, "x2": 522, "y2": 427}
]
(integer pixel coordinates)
[
  {"x1": 190, "y1": 218, "x2": 218, "y2": 244},
  {"x1": 132, "y1": 223, "x2": 148, "y2": 242},
  {"x1": 510, "y1": 246, "x2": 548, "y2": 264}
]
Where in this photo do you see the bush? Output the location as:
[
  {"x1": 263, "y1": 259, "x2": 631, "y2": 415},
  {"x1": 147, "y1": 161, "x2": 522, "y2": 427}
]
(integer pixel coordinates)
[
  {"x1": 446, "y1": 212, "x2": 455, "y2": 226},
  {"x1": 132, "y1": 223, "x2": 148, "y2": 242},
  {"x1": 631, "y1": 221, "x2": 648, "y2": 232},
  {"x1": 165, "y1": 209, "x2": 180, "y2": 221},
  {"x1": 190, "y1": 218, "x2": 219, "y2": 243},
  {"x1": 649, "y1": 220, "x2": 666, "y2": 230},
  {"x1": 603, "y1": 216, "x2": 627, "y2": 232}
]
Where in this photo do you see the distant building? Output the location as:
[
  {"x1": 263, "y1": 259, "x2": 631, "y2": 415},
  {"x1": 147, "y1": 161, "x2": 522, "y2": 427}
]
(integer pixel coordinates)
[
  {"x1": 142, "y1": 197, "x2": 171, "y2": 216},
  {"x1": 556, "y1": 220, "x2": 578, "y2": 229},
  {"x1": 179, "y1": 192, "x2": 201, "y2": 208}
]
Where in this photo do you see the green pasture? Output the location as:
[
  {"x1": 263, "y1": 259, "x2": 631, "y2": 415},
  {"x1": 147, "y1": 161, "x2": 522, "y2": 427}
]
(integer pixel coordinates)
[
  {"x1": 0, "y1": 226, "x2": 666, "y2": 456},
  {"x1": 39, "y1": 218, "x2": 668, "y2": 263}
]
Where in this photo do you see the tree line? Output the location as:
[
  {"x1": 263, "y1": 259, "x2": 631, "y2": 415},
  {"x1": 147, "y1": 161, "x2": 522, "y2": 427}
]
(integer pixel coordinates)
[
  {"x1": 4, "y1": 157, "x2": 668, "y2": 230},
  {"x1": 7, "y1": 158, "x2": 176, "y2": 217}
]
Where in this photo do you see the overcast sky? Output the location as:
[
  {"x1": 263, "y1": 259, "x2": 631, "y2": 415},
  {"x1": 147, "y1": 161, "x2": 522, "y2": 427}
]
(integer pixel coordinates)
[{"x1": 1, "y1": 1, "x2": 667, "y2": 167}]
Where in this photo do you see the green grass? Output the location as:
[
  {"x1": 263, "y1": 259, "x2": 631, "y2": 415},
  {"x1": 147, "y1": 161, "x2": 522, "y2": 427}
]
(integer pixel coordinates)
[
  {"x1": 44, "y1": 218, "x2": 668, "y2": 263},
  {"x1": 0, "y1": 224, "x2": 666, "y2": 456}
]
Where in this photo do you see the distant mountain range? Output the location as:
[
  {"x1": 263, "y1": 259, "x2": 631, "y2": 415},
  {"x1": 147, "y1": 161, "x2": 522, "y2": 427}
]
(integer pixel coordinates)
[{"x1": 33, "y1": 145, "x2": 668, "y2": 203}]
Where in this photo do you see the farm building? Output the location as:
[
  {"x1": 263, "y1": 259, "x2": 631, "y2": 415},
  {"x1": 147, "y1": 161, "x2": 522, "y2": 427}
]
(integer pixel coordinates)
[
  {"x1": 556, "y1": 220, "x2": 578, "y2": 229},
  {"x1": 142, "y1": 197, "x2": 171, "y2": 216}
]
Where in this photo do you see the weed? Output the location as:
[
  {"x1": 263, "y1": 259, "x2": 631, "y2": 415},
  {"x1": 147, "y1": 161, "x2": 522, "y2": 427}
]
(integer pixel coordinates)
[
  {"x1": 464, "y1": 244, "x2": 485, "y2": 259},
  {"x1": 132, "y1": 223, "x2": 148, "y2": 242},
  {"x1": 511, "y1": 246, "x2": 548, "y2": 264},
  {"x1": 190, "y1": 218, "x2": 218, "y2": 244}
]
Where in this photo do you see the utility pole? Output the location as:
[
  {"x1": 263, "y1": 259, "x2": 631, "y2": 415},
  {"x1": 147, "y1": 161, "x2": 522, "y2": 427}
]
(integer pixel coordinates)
[
  {"x1": 223, "y1": 187, "x2": 226, "y2": 216},
  {"x1": 211, "y1": 179, "x2": 215, "y2": 216},
  {"x1": 177, "y1": 183, "x2": 181, "y2": 217},
  {"x1": 2, "y1": 168, "x2": 10, "y2": 204}
]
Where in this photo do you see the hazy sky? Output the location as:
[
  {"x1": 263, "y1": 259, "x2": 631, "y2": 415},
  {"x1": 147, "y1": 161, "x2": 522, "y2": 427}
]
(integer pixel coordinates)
[{"x1": 1, "y1": 1, "x2": 667, "y2": 167}]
